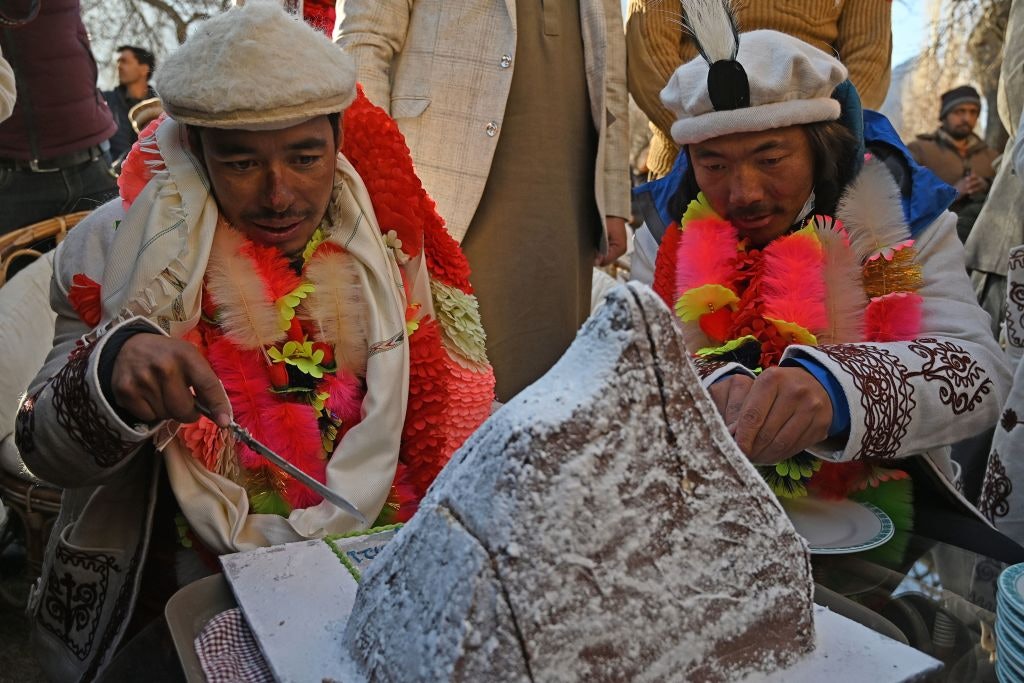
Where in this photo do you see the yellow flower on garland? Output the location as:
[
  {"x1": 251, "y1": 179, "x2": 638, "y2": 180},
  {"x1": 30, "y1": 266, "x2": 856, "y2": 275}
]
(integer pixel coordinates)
[
  {"x1": 674, "y1": 283, "x2": 739, "y2": 322},
  {"x1": 696, "y1": 334, "x2": 759, "y2": 358},
  {"x1": 405, "y1": 302, "x2": 422, "y2": 337},
  {"x1": 268, "y1": 340, "x2": 326, "y2": 378},
  {"x1": 681, "y1": 192, "x2": 716, "y2": 225},
  {"x1": 301, "y1": 227, "x2": 327, "y2": 264},
  {"x1": 764, "y1": 318, "x2": 818, "y2": 346},
  {"x1": 276, "y1": 283, "x2": 316, "y2": 331}
]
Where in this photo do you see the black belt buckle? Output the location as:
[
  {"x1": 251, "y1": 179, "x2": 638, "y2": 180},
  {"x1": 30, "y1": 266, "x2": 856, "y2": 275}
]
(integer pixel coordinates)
[{"x1": 23, "y1": 146, "x2": 101, "y2": 173}]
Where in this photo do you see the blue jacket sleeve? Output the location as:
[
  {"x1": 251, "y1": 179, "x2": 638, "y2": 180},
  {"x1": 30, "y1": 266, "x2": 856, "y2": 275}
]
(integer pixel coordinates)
[{"x1": 781, "y1": 357, "x2": 851, "y2": 438}]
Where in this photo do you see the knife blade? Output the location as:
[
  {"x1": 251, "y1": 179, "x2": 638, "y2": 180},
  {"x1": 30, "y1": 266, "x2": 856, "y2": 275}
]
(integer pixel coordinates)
[{"x1": 194, "y1": 401, "x2": 368, "y2": 526}]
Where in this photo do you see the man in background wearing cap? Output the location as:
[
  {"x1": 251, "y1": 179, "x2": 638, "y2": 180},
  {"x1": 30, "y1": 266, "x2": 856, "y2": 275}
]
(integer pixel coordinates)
[
  {"x1": 14, "y1": 2, "x2": 492, "y2": 679},
  {"x1": 908, "y1": 85, "x2": 998, "y2": 243},
  {"x1": 634, "y1": 1, "x2": 1013, "y2": 557}
]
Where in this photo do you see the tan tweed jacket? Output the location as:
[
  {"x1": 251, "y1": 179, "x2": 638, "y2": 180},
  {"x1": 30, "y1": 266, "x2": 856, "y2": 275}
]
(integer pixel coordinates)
[
  {"x1": 626, "y1": 0, "x2": 893, "y2": 178},
  {"x1": 335, "y1": 0, "x2": 631, "y2": 245}
]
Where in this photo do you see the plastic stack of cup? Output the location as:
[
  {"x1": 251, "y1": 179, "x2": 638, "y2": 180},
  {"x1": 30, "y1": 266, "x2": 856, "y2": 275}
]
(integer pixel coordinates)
[{"x1": 997, "y1": 563, "x2": 1024, "y2": 681}]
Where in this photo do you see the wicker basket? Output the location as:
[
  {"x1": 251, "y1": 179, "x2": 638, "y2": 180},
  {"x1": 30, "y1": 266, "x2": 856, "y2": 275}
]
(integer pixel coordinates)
[{"x1": 0, "y1": 210, "x2": 91, "y2": 285}]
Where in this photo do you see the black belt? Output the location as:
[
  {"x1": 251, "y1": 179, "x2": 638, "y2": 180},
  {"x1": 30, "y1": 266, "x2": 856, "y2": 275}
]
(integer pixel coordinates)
[{"x1": 0, "y1": 145, "x2": 104, "y2": 173}]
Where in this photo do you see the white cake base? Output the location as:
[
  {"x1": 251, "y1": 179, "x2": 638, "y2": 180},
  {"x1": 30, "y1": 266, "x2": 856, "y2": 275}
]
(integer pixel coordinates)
[
  {"x1": 220, "y1": 540, "x2": 941, "y2": 683},
  {"x1": 743, "y1": 605, "x2": 942, "y2": 682}
]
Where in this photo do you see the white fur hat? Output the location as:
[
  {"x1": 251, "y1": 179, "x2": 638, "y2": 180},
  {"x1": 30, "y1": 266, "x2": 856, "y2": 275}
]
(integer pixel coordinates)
[
  {"x1": 154, "y1": 0, "x2": 356, "y2": 129},
  {"x1": 660, "y1": 1, "x2": 848, "y2": 146}
]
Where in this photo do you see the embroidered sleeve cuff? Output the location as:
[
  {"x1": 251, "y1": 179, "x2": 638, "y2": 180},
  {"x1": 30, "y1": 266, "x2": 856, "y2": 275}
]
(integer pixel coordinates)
[
  {"x1": 88, "y1": 316, "x2": 167, "y2": 439},
  {"x1": 692, "y1": 358, "x2": 753, "y2": 387},
  {"x1": 97, "y1": 319, "x2": 169, "y2": 425},
  {"x1": 782, "y1": 343, "x2": 912, "y2": 462}
]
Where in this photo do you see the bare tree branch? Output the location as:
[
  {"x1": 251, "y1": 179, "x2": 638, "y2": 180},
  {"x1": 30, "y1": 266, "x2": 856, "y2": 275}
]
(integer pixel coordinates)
[
  {"x1": 82, "y1": 0, "x2": 228, "y2": 89},
  {"x1": 885, "y1": 0, "x2": 1011, "y2": 145}
]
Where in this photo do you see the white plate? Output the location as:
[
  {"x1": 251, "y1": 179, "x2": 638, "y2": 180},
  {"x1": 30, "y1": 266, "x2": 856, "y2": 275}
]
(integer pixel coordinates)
[{"x1": 781, "y1": 498, "x2": 894, "y2": 555}]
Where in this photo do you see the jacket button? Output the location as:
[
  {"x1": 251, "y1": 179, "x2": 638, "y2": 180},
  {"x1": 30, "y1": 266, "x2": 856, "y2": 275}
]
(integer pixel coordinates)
[
  {"x1": 500, "y1": 54, "x2": 512, "y2": 68},
  {"x1": 486, "y1": 121, "x2": 498, "y2": 137}
]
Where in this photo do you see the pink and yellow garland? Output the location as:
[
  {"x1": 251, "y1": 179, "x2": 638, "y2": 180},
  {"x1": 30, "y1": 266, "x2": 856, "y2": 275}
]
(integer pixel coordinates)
[{"x1": 654, "y1": 191, "x2": 923, "y2": 498}]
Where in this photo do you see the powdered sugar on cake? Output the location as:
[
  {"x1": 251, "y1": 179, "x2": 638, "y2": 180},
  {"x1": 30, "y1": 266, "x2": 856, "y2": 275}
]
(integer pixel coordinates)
[{"x1": 340, "y1": 283, "x2": 815, "y2": 682}]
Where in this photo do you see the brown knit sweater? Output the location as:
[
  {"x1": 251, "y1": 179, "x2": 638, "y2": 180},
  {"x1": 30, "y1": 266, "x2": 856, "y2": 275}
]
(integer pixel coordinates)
[{"x1": 626, "y1": 0, "x2": 892, "y2": 178}]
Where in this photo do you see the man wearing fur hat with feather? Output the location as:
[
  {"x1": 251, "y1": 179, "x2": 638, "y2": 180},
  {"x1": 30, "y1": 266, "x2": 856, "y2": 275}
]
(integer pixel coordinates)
[
  {"x1": 634, "y1": 0, "x2": 1018, "y2": 554},
  {"x1": 13, "y1": 2, "x2": 494, "y2": 679}
]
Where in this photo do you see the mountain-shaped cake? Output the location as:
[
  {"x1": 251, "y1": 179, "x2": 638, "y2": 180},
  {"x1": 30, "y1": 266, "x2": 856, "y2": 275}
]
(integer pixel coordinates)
[{"x1": 340, "y1": 283, "x2": 815, "y2": 681}]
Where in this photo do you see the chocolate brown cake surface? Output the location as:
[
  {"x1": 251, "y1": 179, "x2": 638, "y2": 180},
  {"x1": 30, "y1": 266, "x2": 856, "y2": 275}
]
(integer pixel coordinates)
[{"x1": 340, "y1": 283, "x2": 815, "y2": 682}]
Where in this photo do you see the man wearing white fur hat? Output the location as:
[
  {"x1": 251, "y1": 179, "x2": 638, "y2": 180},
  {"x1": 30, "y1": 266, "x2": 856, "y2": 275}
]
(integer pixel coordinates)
[
  {"x1": 634, "y1": 0, "x2": 1016, "y2": 551},
  {"x1": 14, "y1": 2, "x2": 493, "y2": 679}
]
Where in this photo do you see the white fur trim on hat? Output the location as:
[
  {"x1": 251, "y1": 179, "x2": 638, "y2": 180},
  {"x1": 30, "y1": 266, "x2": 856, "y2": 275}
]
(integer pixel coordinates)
[
  {"x1": 154, "y1": 0, "x2": 356, "y2": 129},
  {"x1": 661, "y1": 29, "x2": 848, "y2": 146}
]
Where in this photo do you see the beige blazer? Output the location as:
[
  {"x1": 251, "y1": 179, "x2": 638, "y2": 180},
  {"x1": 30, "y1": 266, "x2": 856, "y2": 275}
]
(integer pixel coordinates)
[{"x1": 335, "y1": 0, "x2": 631, "y2": 245}]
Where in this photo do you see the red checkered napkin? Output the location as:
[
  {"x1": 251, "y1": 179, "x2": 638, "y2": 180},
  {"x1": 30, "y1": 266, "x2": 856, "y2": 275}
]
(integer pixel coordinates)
[{"x1": 194, "y1": 608, "x2": 274, "y2": 683}]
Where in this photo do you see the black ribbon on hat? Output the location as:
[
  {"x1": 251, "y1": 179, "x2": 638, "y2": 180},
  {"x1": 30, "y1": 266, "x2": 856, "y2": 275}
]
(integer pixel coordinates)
[{"x1": 708, "y1": 59, "x2": 750, "y2": 111}]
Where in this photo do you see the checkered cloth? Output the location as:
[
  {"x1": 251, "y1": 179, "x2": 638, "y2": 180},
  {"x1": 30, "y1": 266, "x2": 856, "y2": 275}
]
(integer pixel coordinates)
[{"x1": 194, "y1": 608, "x2": 274, "y2": 683}]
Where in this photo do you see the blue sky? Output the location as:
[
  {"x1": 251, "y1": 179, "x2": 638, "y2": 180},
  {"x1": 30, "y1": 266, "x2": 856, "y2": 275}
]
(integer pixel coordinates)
[
  {"x1": 620, "y1": 1, "x2": 927, "y2": 70},
  {"x1": 891, "y1": 1, "x2": 926, "y2": 67}
]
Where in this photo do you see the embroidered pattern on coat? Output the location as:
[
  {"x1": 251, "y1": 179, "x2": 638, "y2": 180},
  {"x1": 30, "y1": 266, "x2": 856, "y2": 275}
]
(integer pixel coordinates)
[
  {"x1": 82, "y1": 541, "x2": 144, "y2": 681},
  {"x1": 905, "y1": 338, "x2": 992, "y2": 415},
  {"x1": 1006, "y1": 282, "x2": 1024, "y2": 349},
  {"x1": 816, "y1": 344, "x2": 915, "y2": 459},
  {"x1": 979, "y1": 449, "x2": 1012, "y2": 523},
  {"x1": 14, "y1": 391, "x2": 39, "y2": 457},
  {"x1": 39, "y1": 546, "x2": 118, "y2": 661},
  {"x1": 368, "y1": 330, "x2": 405, "y2": 357},
  {"x1": 1009, "y1": 249, "x2": 1024, "y2": 271},
  {"x1": 50, "y1": 341, "x2": 136, "y2": 468}
]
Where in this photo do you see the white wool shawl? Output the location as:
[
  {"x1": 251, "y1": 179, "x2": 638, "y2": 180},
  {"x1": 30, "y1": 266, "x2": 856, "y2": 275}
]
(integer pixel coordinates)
[{"x1": 99, "y1": 118, "x2": 410, "y2": 552}]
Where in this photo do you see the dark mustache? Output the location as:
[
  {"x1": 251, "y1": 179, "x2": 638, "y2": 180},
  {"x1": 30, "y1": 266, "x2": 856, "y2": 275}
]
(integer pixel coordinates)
[
  {"x1": 729, "y1": 205, "x2": 773, "y2": 221},
  {"x1": 242, "y1": 210, "x2": 309, "y2": 223}
]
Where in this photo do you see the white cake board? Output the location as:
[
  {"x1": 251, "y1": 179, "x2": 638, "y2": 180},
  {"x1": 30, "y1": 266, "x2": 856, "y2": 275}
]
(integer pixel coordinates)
[
  {"x1": 221, "y1": 539, "x2": 357, "y2": 683},
  {"x1": 223, "y1": 541, "x2": 942, "y2": 683},
  {"x1": 742, "y1": 605, "x2": 943, "y2": 682}
]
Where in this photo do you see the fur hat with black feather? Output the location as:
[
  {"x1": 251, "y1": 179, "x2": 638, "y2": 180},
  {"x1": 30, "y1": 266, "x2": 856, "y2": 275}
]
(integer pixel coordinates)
[{"x1": 661, "y1": 0, "x2": 848, "y2": 145}]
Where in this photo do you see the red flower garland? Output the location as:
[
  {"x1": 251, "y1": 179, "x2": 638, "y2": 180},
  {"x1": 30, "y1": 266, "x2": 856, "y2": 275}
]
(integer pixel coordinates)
[
  {"x1": 68, "y1": 274, "x2": 102, "y2": 327},
  {"x1": 652, "y1": 221, "x2": 682, "y2": 308},
  {"x1": 342, "y1": 87, "x2": 473, "y2": 293},
  {"x1": 342, "y1": 88, "x2": 493, "y2": 507},
  {"x1": 186, "y1": 233, "x2": 367, "y2": 511},
  {"x1": 108, "y1": 87, "x2": 494, "y2": 521},
  {"x1": 302, "y1": 0, "x2": 335, "y2": 36}
]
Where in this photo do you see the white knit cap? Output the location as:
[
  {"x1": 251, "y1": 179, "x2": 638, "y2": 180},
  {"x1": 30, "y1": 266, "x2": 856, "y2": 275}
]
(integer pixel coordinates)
[
  {"x1": 154, "y1": 0, "x2": 356, "y2": 129},
  {"x1": 661, "y1": 28, "x2": 848, "y2": 146}
]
